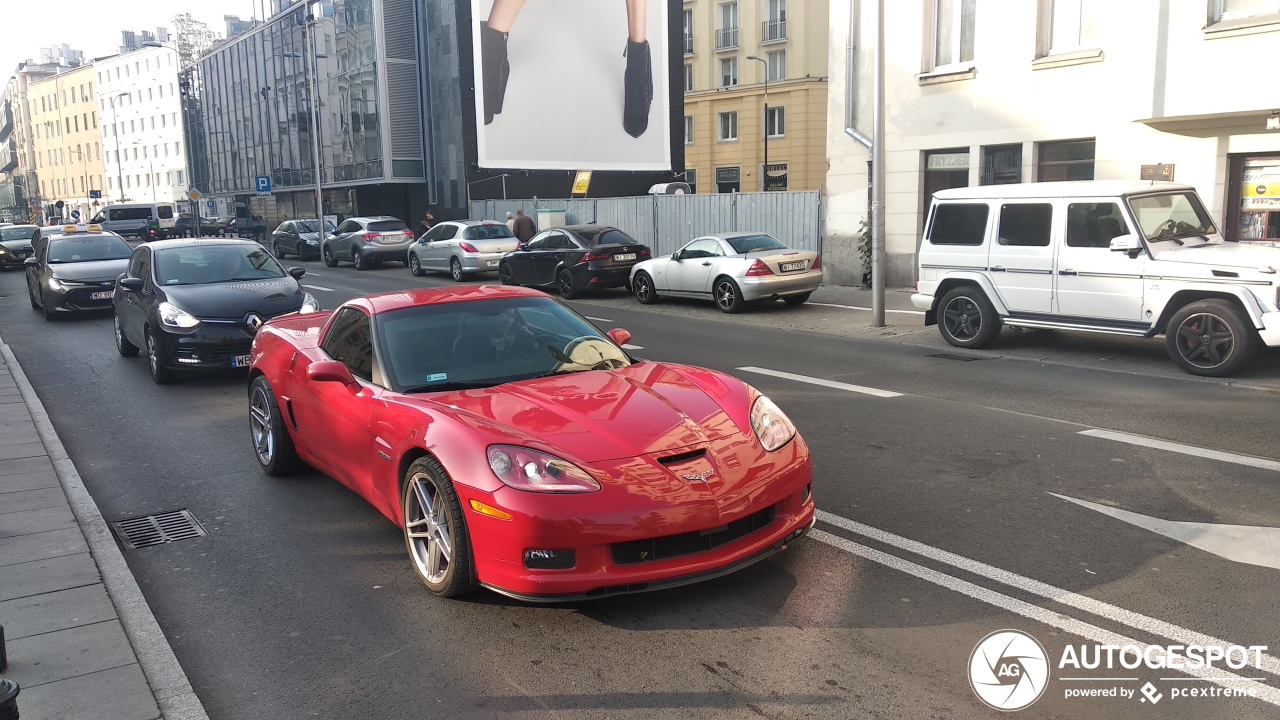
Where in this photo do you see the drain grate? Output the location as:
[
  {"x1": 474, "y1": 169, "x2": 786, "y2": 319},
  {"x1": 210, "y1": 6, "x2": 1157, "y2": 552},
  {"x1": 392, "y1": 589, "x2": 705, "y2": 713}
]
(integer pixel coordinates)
[
  {"x1": 926, "y1": 352, "x2": 986, "y2": 362},
  {"x1": 111, "y1": 510, "x2": 207, "y2": 550}
]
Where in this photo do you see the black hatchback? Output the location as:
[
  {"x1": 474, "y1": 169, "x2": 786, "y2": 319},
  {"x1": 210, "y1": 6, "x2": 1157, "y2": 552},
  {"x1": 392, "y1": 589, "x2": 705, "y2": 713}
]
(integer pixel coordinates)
[
  {"x1": 112, "y1": 239, "x2": 321, "y2": 384},
  {"x1": 497, "y1": 224, "x2": 650, "y2": 299}
]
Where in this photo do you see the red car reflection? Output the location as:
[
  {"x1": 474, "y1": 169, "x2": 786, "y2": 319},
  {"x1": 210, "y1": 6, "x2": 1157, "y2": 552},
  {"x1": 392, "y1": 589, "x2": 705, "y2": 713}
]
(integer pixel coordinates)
[{"x1": 247, "y1": 285, "x2": 814, "y2": 601}]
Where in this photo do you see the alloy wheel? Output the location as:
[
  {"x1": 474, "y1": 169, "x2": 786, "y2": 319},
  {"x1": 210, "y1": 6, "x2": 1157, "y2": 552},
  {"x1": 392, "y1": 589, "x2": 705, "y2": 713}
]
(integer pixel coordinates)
[
  {"x1": 714, "y1": 280, "x2": 735, "y2": 311},
  {"x1": 147, "y1": 333, "x2": 160, "y2": 375},
  {"x1": 451, "y1": 258, "x2": 463, "y2": 282},
  {"x1": 1174, "y1": 312, "x2": 1235, "y2": 370},
  {"x1": 636, "y1": 276, "x2": 651, "y2": 301},
  {"x1": 404, "y1": 472, "x2": 453, "y2": 584},
  {"x1": 942, "y1": 296, "x2": 982, "y2": 342},
  {"x1": 249, "y1": 385, "x2": 275, "y2": 465}
]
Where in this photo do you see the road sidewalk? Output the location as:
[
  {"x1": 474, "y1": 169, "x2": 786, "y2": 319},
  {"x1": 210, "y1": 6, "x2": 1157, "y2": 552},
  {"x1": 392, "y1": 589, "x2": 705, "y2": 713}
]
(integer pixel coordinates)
[{"x1": 0, "y1": 340, "x2": 208, "y2": 720}]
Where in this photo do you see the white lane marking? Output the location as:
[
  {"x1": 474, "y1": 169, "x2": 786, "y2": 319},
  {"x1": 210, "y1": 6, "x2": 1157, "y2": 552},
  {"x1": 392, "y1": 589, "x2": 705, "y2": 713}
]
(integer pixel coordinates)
[
  {"x1": 301, "y1": 284, "x2": 335, "y2": 292},
  {"x1": 1050, "y1": 493, "x2": 1280, "y2": 571},
  {"x1": 809, "y1": 529, "x2": 1280, "y2": 704},
  {"x1": 622, "y1": 344, "x2": 644, "y2": 350},
  {"x1": 814, "y1": 509, "x2": 1280, "y2": 677},
  {"x1": 737, "y1": 366, "x2": 903, "y2": 398},
  {"x1": 1079, "y1": 429, "x2": 1280, "y2": 473},
  {"x1": 809, "y1": 301, "x2": 925, "y2": 316},
  {"x1": 585, "y1": 316, "x2": 614, "y2": 323}
]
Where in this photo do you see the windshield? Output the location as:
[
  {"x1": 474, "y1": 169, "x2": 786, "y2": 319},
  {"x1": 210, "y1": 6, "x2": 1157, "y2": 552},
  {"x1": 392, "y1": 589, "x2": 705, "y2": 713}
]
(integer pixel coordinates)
[
  {"x1": 154, "y1": 245, "x2": 287, "y2": 285},
  {"x1": 1128, "y1": 192, "x2": 1216, "y2": 244},
  {"x1": 377, "y1": 297, "x2": 632, "y2": 393},
  {"x1": 368, "y1": 220, "x2": 408, "y2": 233},
  {"x1": 727, "y1": 234, "x2": 787, "y2": 253},
  {"x1": 463, "y1": 224, "x2": 515, "y2": 240},
  {"x1": 1, "y1": 226, "x2": 37, "y2": 242},
  {"x1": 297, "y1": 220, "x2": 336, "y2": 233},
  {"x1": 46, "y1": 235, "x2": 133, "y2": 263}
]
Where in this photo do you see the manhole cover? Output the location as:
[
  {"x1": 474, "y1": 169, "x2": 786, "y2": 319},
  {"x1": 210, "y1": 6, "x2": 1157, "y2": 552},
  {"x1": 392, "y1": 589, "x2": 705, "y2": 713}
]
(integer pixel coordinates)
[
  {"x1": 111, "y1": 510, "x2": 207, "y2": 550},
  {"x1": 926, "y1": 352, "x2": 985, "y2": 362}
]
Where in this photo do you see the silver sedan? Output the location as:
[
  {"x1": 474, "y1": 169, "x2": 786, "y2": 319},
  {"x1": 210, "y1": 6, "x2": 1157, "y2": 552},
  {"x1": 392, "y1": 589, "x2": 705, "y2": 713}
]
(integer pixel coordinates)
[{"x1": 629, "y1": 233, "x2": 822, "y2": 313}]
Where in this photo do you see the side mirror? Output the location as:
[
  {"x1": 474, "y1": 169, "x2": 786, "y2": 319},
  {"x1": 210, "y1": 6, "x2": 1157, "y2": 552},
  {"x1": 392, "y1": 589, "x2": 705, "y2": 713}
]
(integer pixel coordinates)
[
  {"x1": 288, "y1": 267, "x2": 306, "y2": 280},
  {"x1": 1109, "y1": 234, "x2": 1143, "y2": 257},
  {"x1": 119, "y1": 277, "x2": 144, "y2": 292},
  {"x1": 23, "y1": 257, "x2": 38, "y2": 267},
  {"x1": 607, "y1": 328, "x2": 632, "y2": 347},
  {"x1": 307, "y1": 360, "x2": 359, "y2": 389}
]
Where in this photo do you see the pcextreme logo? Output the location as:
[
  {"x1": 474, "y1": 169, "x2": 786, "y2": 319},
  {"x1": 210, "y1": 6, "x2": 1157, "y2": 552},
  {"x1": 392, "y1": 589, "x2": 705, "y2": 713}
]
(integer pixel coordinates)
[{"x1": 968, "y1": 630, "x2": 1050, "y2": 711}]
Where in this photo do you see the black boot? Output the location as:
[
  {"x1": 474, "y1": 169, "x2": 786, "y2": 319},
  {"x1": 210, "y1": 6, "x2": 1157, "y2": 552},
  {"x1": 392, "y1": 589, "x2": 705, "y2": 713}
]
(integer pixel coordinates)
[
  {"x1": 623, "y1": 40, "x2": 653, "y2": 138},
  {"x1": 480, "y1": 22, "x2": 510, "y2": 125}
]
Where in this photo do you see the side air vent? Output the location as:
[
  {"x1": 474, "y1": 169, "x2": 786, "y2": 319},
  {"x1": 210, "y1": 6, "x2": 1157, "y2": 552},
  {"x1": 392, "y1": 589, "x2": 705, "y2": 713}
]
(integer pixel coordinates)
[
  {"x1": 657, "y1": 449, "x2": 707, "y2": 466},
  {"x1": 1211, "y1": 269, "x2": 1239, "y2": 278}
]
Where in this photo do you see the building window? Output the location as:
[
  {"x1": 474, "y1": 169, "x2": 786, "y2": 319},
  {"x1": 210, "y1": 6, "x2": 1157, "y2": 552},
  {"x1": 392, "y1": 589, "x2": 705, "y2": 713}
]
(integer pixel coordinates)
[
  {"x1": 686, "y1": 169, "x2": 697, "y2": 194},
  {"x1": 717, "y1": 2, "x2": 739, "y2": 49},
  {"x1": 766, "y1": 50, "x2": 786, "y2": 81},
  {"x1": 763, "y1": 0, "x2": 787, "y2": 41},
  {"x1": 1037, "y1": 138, "x2": 1095, "y2": 181},
  {"x1": 981, "y1": 144, "x2": 1023, "y2": 185},
  {"x1": 684, "y1": 115, "x2": 694, "y2": 145},
  {"x1": 766, "y1": 106, "x2": 785, "y2": 137},
  {"x1": 720, "y1": 57, "x2": 738, "y2": 87},
  {"x1": 1039, "y1": 0, "x2": 1104, "y2": 55},
  {"x1": 1211, "y1": 0, "x2": 1280, "y2": 23},
  {"x1": 719, "y1": 111, "x2": 738, "y2": 141},
  {"x1": 925, "y1": 148, "x2": 971, "y2": 200},
  {"x1": 685, "y1": 64, "x2": 694, "y2": 92},
  {"x1": 683, "y1": 9, "x2": 694, "y2": 55},
  {"x1": 932, "y1": 0, "x2": 976, "y2": 70}
]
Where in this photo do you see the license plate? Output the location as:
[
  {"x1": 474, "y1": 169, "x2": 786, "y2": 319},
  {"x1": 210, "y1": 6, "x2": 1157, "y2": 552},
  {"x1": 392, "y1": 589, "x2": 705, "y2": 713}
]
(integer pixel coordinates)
[
  {"x1": 487, "y1": 259, "x2": 498, "y2": 267},
  {"x1": 231, "y1": 354, "x2": 252, "y2": 368},
  {"x1": 614, "y1": 253, "x2": 637, "y2": 262},
  {"x1": 780, "y1": 261, "x2": 806, "y2": 272},
  {"x1": 90, "y1": 291, "x2": 114, "y2": 300}
]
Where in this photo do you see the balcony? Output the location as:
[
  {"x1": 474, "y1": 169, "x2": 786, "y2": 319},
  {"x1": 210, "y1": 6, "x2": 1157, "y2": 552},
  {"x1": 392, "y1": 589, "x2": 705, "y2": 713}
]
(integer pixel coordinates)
[
  {"x1": 715, "y1": 27, "x2": 738, "y2": 50},
  {"x1": 762, "y1": 19, "x2": 787, "y2": 42},
  {"x1": 0, "y1": 140, "x2": 16, "y2": 174},
  {"x1": 683, "y1": 34, "x2": 694, "y2": 55}
]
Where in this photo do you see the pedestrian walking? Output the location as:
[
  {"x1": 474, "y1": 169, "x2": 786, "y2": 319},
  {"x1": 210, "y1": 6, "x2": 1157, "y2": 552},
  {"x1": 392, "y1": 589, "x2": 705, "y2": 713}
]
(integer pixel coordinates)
[
  {"x1": 512, "y1": 208, "x2": 537, "y2": 243},
  {"x1": 505, "y1": 211, "x2": 515, "y2": 234}
]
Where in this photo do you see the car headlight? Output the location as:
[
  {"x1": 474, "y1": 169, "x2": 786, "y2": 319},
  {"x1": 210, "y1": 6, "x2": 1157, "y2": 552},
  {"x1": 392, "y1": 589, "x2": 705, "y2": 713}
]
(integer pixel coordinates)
[
  {"x1": 300, "y1": 292, "x2": 320, "y2": 314},
  {"x1": 306, "y1": 237, "x2": 320, "y2": 245},
  {"x1": 48, "y1": 277, "x2": 66, "y2": 291},
  {"x1": 750, "y1": 395, "x2": 797, "y2": 452},
  {"x1": 158, "y1": 301, "x2": 201, "y2": 329},
  {"x1": 487, "y1": 445, "x2": 601, "y2": 493}
]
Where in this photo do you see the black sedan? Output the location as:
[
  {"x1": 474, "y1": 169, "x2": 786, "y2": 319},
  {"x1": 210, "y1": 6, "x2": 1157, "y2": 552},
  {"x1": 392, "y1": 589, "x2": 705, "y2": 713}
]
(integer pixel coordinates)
[
  {"x1": 497, "y1": 225, "x2": 650, "y2": 299},
  {"x1": 271, "y1": 218, "x2": 336, "y2": 260},
  {"x1": 0, "y1": 224, "x2": 38, "y2": 269},
  {"x1": 112, "y1": 239, "x2": 321, "y2": 384},
  {"x1": 25, "y1": 227, "x2": 133, "y2": 321}
]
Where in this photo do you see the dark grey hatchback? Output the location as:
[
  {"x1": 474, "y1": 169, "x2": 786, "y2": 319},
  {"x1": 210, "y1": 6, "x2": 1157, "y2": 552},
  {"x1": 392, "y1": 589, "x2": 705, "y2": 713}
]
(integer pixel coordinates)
[{"x1": 25, "y1": 228, "x2": 133, "y2": 320}]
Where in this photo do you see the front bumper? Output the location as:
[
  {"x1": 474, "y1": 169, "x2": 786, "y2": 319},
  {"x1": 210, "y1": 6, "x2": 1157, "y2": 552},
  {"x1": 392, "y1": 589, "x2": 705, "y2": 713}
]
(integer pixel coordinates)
[
  {"x1": 45, "y1": 283, "x2": 117, "y2": 313},
  {"x1": 156, "y1": 320, "x2": 288, "y2": 371},
  {"x1": 739, "y1": 269, "x2": 823, "y2": 302},
  {"x1": 1259, "y1": 311, "x2": 1280, "y2": 347},
  {"x1": 460, "y1": 252, "x2": 506, "y2": 273}
]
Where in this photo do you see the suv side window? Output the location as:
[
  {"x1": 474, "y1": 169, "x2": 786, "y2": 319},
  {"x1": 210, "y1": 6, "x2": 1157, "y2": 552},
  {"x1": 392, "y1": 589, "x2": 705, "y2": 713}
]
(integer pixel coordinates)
[
  {"x1": 997, "y1": 204, "x2": 1052, "y2": 247},
  {"x1": 321, "y1": 307, "x2": 375, "y2": 382},
  {"x1": 929, "y1": 204, "x2": 989, "y2": 246},
  {"x1": 1067, "y1": 202, "x2": 1127, "y2": 248},
  {"x1": 336, "y1": 220, "x2": 357, "y2": 235}
]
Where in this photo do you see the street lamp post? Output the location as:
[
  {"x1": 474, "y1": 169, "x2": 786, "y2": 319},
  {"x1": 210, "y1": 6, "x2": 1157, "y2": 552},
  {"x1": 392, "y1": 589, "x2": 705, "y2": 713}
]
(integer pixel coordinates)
[
  {"x1": 746, "y1": 54, "x2": 770, "y2": 191},
  {"x1": 305, "y1": 6, "x2": 325, "y2": 223}
]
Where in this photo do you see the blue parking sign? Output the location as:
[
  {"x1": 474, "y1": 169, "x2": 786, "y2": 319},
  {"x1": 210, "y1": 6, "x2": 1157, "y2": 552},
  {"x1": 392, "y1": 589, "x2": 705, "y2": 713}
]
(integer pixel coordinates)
[{"x1": 255, "y1": 176, "x2": 272, "y2": 193}]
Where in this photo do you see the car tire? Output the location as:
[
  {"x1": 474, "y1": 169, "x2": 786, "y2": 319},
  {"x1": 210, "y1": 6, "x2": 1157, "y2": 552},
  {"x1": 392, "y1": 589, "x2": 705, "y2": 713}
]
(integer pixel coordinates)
[
  {"x1": 274, "y1": 240, "x2": 286, "y2": 258},
  {"x1": 114, "y1": 313, "x2": 139, "y2": 357},
  {"x1": 27, "y1": 281, "x2": 39, "y2": 310},
  {"x1": 783, "y1": 292, "x2": 812, "y2": 306},
  {"x1": 248, "y1": 376, "x2": 300, "y2": 476},
  {"x1": 634, "y1": 272, "x2": 659, "y2": 304},
  {"x1": 40, "y1": 291, "x2": 56, "y2": 321},
  {"x1": 937, "y1": 286, "x2": 1001, "y2": 349},
  {"x1": 353, "y1": 249, "x2": 368, "y2": 271},
  {"x1": 145, "y1": 328, "x2": 175, "y2": 385},
  {"x1": 1164, "y1": 299, "x2": 1257, "y2": 377},
  {"x1": 498, "y1": 262, "x2": 515, "y2": 285},
  {"x1": 713, "y1": 276, "x2": 745, "y2": 314},
  {"x1": 409, "y1": 252, "x2": 425, "y2": 277},
  {"x1": 450, "y1": 257, "x2": 464, "y2": 282},
  {"x1": 401, "y1": 455, "x2": 476, "y2": 598},
  {"x1": 295, "y1": 243, "x2": 305, "y2": 260},
  {"x1": 322, "y1": 245, "x2": 338, "y2": 267},
  {"x1": 557, "y1": 269, "x2": 579, "y2": 299}
]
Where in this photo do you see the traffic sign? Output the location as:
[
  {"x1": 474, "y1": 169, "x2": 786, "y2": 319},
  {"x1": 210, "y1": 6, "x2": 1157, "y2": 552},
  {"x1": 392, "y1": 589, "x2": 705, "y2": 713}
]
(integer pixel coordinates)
[
  {"x1": 89, "y1": 190, "x2": 102, "y2": 199},
  {"x1": 255, "y1": 176, "x2": 272, "y2": 196},
  {"x1": 206, "y1": 200, "x2": 216, "y2": 211},
  {"x1": 188, "y1": 188, "x2": 203, "y2": 202}
]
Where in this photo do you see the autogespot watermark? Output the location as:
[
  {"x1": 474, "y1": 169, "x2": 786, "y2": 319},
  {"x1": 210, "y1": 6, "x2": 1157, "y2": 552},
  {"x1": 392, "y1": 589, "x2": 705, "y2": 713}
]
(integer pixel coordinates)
[{"x1": 968, "y1": 630, "x2": 1268, "y2": 710}]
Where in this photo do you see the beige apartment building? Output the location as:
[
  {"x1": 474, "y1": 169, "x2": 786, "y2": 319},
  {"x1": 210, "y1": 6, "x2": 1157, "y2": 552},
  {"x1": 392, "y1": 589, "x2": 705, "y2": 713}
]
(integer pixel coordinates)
[
  {"x1": 30, "y1": 63, "x2": 105, "y2": 222},
  {"x1": 681, "y1": 0, "x2": 828, "y2": 193}
]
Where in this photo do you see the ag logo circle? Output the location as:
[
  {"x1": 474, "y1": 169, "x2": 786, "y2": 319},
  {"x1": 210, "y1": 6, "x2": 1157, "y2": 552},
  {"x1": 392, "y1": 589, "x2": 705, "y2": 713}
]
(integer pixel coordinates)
[{"x1": 968, "y1": 630, "x2": 1049, "y2": 711}]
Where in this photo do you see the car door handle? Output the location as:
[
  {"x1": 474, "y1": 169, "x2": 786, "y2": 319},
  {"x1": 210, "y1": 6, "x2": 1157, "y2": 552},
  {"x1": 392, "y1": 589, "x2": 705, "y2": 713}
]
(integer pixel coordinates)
[
  {"x1": 1058, "y1": 270, "x2": 1078, "y2": 276},
  {"x1": 701, "y1": 261, "x2": 712, "y2": 266}
]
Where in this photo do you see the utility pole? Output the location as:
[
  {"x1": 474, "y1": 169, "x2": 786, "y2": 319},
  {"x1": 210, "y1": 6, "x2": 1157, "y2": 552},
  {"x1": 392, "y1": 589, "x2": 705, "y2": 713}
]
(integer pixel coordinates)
[
  {"x1": 746, "y1": 55, "x2": 770, "y2": 190},
  {"x1": 870, "y1": 0, "x2": 886, "y2": 327},
  {"x1": 305, "y1": 7, "x2": 324, "y2": 223}
]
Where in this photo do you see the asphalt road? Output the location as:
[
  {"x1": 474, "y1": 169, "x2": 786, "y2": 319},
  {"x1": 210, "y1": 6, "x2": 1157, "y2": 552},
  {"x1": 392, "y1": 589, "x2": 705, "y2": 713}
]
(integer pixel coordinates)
[{"x1": 1, "y1": 253, "x2": 1278, "y2": 719}]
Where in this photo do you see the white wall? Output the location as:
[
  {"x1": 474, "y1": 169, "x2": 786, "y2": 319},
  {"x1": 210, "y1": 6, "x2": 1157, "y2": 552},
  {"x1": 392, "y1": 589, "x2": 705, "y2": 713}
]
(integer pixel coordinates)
[{"x1": 95, "y1": 45, "x2": 187, "y2": 206}]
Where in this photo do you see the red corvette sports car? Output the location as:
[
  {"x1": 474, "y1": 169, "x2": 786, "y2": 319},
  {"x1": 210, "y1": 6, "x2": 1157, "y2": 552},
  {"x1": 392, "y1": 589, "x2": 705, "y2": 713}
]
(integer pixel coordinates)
[{"x1": 247, "y1": 285, "x2": 814, "y2": 601}]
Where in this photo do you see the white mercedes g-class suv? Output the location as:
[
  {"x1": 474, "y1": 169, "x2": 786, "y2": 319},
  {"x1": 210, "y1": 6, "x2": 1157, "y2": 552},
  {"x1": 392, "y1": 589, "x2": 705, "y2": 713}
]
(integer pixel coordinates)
[{"x1": 912, "y1": 181, "x2": 1280, "y2": 377}]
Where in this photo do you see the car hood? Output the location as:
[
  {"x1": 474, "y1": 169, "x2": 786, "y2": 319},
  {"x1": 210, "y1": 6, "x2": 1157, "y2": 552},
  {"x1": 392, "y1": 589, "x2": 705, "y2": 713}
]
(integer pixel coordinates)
[
  {"x1": 162, "y1": 277, "x2": 306, "y2": 319},
  {"x1": 50, "y1": 259, "x2": 131, "y2": 282},
  {"x1": 1153, "y1": 241, "x2": 1280, "y2": 269},
  {"x1": 418, "y1": 362, "x2": 751, "y2": 463}
]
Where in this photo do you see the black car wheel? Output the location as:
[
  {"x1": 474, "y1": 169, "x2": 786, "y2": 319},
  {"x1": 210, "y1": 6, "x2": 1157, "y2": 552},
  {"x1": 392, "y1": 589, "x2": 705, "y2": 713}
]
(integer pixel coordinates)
[
  {"x1": 713, "y1": 277, "x2": 745, "y2": 314},
  {"x1": 937, "y1": 286, "x2": 1001, "y2": 349},
  {"x1": 322, "y1": 245, "x2": 338, "y2": 267},
  {"x1": 1165, "y1": 299, "x2": 1257, "y2": 377},
  {"x1": 249, "y1": 376, "x2": 300, "y2": 475},
  {"x1": 40, "y1": 290, "x2": 56, "y2": 321},
  {"x1": 145, "y1": 328, "x2": 175, "y2": 385},
  {"x1": 409, "y1": 252, "x2": 425, "y2": 277},
  {"x1": 450, "y1": 257, "x2": 465, "y2": 282},
  {"x1": 27, "y1": 278, "x2": 39, "y2": 310},
  {"x1": 633, "y1": 272, "x2": 658, "y2": 304},
  {"x1": 353, "y1": 249, "x2": 368, "y2": 271},
  {"x1": 273, "y1": 240, "x2": 286, "y2": 258},
  {"x1": 295, "y1": 243, "x2": 306, "y2": 260},
  {"x1": 114, "y1": 313, "x2": 139, "y2": 357},
  {"x1": 557, "y1": 269, "x2": 579, "y2": 300},
  {"x1": 402, "y1": 455, "x2": 476, "y2": 598},
  {"x1": 498, "y1": 262, "x2": 515, "y2": 285}
]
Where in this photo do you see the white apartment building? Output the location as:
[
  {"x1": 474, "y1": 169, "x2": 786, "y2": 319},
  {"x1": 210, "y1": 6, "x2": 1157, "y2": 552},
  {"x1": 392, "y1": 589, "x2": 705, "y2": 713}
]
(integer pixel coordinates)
[
  {"x1": 826, "y1": 0, "x2": 1280, "y2": 287},
  {"x1": 95, "y1": 44, "x2": 188, "y2": 206}
]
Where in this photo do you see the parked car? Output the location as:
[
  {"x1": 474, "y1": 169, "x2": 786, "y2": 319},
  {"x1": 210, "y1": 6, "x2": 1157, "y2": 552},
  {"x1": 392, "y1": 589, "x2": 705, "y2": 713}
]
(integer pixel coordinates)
[
  {"x1": 174, "y1": 214, "x2": 225, "y2": 238},
  {"x1": 630, "y1": 233, "x2": 822, "y2": 313},
  {"x1": 246, "y1": 285, "x2": 814, "y2": 600},
  {"x1": 112, "y1": 239, "x2": 320, "y2": 384},
  {"x1": 322, "y1": 216, "x2": 415, "y2": 270},
  {"x1": 409, "y1": 220, "x2": 519, "y2": 280},
  {"x1": 24, "y1": 225, "x2": 133, "y2": 320},
  {"x1": 912, "y1": 180, "x2": 1280, "y2": 377},
  {"x1": 271, "y1": 219, "x2": 337, "y2": 260},
  {"x1": 0, "y1": 224, "x2": 39, "y2": 269},
  {"x1": 498, "y1": 225, "x2": 650, "y2": 299},
  {"x1": 88, "y1": 203, "x2": 178, "y2": 239}
]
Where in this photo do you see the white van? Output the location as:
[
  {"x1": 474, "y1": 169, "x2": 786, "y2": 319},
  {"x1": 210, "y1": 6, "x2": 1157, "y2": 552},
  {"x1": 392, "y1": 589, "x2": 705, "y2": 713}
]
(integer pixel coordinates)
[
  {"x1": 912, "y1": 180, "x2": 1280, "y2": 377},
  {"x1": 89, "y1": 203, "x2": 178, "y2": 239}
]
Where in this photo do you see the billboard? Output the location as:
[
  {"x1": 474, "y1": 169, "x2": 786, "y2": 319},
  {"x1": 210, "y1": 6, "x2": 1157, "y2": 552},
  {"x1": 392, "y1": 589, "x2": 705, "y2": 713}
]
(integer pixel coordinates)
[{"x1": 471, "y1": 0, "x2": 672, "y2": 172}]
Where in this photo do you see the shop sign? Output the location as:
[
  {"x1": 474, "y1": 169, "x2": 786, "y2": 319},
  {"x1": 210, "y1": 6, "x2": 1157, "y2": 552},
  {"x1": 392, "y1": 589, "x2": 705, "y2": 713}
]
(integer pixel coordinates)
[
  {"x1": 1140, "y1": 164, "x2": 1175, "y2": 181},
  {"x1": 927, "y1": 152, "x2": 969, "y2": 171}
]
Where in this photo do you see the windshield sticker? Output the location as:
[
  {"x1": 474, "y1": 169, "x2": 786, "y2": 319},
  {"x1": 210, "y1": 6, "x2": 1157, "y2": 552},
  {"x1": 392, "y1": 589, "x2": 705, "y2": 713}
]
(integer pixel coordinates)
[{"x1": 426, "y1": 373, "x2": 448, "y2": 383}]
